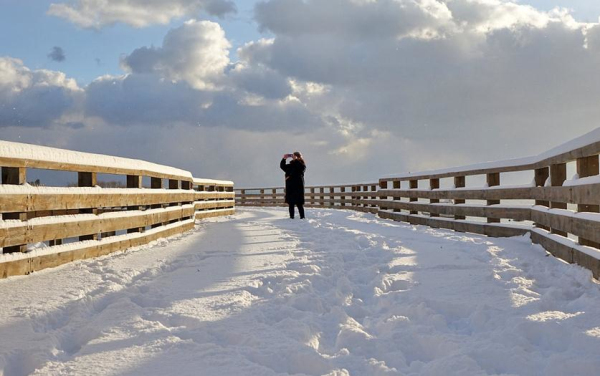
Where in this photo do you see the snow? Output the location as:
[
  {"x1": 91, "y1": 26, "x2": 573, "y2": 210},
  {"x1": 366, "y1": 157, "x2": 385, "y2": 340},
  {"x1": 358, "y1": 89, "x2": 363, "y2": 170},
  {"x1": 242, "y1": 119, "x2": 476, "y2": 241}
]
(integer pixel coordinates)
[
  {"x1": 531, "y1": 227, "x2": 600, "y2": 260},
  {"x1": 193, "y1": 178, "x2": 234, "y2": 186},
  {"x1": 532, "y1": 205, "x2": 600, "y2": 223},
  {"x1": 563, "y1": 174, "x2": 600, "y2": 187},
  {"x1": 1, "y1": 207, "x2": 600, "y2": 375},
  {"x1": 0, "y1": 140, "x2": 192, "y2": 179},
  {"x1": 383, "y1": 127, "x2": 600, "y2": 180}
]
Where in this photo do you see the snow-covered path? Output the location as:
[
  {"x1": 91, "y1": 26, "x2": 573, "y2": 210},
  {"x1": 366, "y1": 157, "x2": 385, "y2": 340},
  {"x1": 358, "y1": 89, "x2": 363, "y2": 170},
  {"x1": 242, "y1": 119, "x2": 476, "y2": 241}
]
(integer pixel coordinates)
[{"x1": 1, "y1": 208, "x2": 600, "y2": 376}]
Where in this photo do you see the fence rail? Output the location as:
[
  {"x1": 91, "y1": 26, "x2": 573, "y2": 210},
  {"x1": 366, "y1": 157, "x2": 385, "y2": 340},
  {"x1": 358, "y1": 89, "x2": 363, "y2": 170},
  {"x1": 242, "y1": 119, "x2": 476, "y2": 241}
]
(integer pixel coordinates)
[
  {"x1": 235, "y1": 183, "x2": 379, "y2": 213},
  {"x1": 0, "y1": 140, "x2": 234, "y2": 278},
  {"x1": 236, "y1": 129, "x2": 600, "y2": 279}
]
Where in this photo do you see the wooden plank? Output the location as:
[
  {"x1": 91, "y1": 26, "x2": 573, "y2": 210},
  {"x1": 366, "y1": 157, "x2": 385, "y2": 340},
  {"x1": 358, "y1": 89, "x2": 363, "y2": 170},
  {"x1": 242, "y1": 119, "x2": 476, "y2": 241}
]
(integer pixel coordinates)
[
  {"x1": 531, "y1": 210, "x2": 600, "y2": 244},
  {"x1": 550, "y1": 163, "x2": 568, "y2": 236},
  {"x1": 534, "y1": 167, "x2": 550, "y2": 230},
  {"x1": 392, "y1": 181, "x2": 401, "y2": 212},
  {"x1": 454, "y1": 176, "x2": 466, "y2": 220},
  {"x1": 195, "y1": 208, "x2": 235, "y2": 220},
  {"x1": 0, "y1": 190, "x2": 233, "y2": 213},
  {"x1": 486, "y1": 172, "x2": 500, "y2": 223},
  {"x1": 430, "y1": 178, "x2": 439, "y2": 217},
  {"x1": 409, "y1": 180, "x2": 418, "y2": 215},
  {"x1": 577, "y1": 156, "x2": 600, "y2": 248},
  {"x1": 1, "y1": 206, "x2": 196, "y2": 247},
  {"x1": 0, "y1": 156, "x2": 192, "y2": 182},
  {"x1": 530, "y1": 231, "x2": 600, "y2": 279},
  {"x1": 2, "y1": 167, "x2": 27, "y2": 253},
  {"x1": 320, "y1": 188, "x2": 324, "y2": 206},
  {"x1": 377, "y1": 184, "x2": 600, "y2": 205},
  {"x1": 534, "y1": 167, "x2": 550, "y2": 205},
  {"x1": 126, "y1": 175, "x2": 145, "y2": 233},
  {"x1": 78, "y1": 172, "x2": 99, "y2": 241},
  {"x1": 0, "y1": 220, "x2": 196, "y2": 279},
  {"x1": 378, "y1": 210, "x2": 529, "y2": 238},
  {"x1": 194, "y1": 200, "x2": 235, "y2": 210},
  {"x1": 377, "y1": 200, "x2": 531, "y2": 221}
]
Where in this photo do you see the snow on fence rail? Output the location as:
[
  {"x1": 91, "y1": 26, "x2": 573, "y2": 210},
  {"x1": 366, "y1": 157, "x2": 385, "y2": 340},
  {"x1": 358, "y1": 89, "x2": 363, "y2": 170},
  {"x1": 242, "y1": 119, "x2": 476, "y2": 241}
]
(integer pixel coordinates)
[
  {"x1": 235, "y1": 183, "x2": 380, "y2": 213},
  {"x1": 0, "y1": 140, "x2": 235, "y2": 279},
  {"x1": 236, "y1": 128, "x2": 600, "y2": 279}
]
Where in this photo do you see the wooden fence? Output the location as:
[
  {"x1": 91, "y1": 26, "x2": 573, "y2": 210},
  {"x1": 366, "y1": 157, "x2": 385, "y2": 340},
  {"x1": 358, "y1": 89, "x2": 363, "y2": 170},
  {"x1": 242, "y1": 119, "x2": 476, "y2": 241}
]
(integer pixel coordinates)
[
  {"x1": 235, "y1": 183, "x2": 379, "y2": 213},
  {"x1": 0, "y1": 141, "x2": 234, "y2": 278},
  {"x1": 235, "y1": 132, "x2": 600, "y2": 278}
]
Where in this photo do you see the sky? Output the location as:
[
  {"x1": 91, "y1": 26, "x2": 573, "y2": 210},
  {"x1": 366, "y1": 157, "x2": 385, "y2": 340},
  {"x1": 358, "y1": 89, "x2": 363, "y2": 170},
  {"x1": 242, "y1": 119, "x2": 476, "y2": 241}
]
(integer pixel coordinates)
[{"x1": 1, "y1": 0, "x2": 600, "y2": 187}]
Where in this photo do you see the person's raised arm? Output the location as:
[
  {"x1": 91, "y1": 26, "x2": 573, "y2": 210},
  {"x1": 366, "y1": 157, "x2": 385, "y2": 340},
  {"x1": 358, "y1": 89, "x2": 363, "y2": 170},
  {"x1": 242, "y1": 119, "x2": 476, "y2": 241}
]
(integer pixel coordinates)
[{"x1": 280, "y1": 155, "x2": 289, "y2": 172}]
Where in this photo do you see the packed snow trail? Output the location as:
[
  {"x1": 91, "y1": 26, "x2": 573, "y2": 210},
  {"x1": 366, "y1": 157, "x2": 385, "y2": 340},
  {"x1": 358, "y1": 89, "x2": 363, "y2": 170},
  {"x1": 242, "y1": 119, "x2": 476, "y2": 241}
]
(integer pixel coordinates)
[{"x1": 1, "y1": 208, "x2": 600, "y2": 376}]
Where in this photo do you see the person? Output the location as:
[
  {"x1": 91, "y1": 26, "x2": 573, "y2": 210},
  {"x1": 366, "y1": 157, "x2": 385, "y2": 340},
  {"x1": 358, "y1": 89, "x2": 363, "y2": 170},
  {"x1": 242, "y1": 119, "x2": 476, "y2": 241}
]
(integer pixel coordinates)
[{"x1": 280, "y1": 151, "x2": 306, "y2": 219}]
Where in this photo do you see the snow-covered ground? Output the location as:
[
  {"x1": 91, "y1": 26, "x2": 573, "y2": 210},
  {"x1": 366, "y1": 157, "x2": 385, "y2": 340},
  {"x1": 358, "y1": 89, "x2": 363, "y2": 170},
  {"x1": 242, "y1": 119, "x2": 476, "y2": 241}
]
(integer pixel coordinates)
[{"x1": 1, "y1": 207, "x2": 600, "y2": 376}]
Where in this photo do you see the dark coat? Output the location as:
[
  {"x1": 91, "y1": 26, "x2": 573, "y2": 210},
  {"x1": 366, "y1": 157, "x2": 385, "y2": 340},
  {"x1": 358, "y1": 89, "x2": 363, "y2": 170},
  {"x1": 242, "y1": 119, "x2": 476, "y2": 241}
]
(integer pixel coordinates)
[{"x1": 280, "y1": 158, "x2": 306, "y2": 205}]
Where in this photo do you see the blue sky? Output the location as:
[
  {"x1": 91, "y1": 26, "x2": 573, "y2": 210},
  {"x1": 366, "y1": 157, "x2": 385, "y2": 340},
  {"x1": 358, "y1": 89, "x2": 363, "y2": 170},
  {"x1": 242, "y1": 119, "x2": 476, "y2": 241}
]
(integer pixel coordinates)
[
  {"x1": 2, "y1": 0, "x2": 600, "y2": 187},
  {"x1": 0, "y1": 0, "x2": 265, "y2": 84}
]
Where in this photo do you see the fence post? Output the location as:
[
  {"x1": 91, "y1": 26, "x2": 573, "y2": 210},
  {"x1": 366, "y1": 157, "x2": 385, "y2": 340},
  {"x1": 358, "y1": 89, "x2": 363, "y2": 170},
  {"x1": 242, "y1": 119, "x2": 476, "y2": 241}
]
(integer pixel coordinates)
[
  {"x1": 272, "y1": 188, "x2": 276, "y2": 206},
  {"x1": 168, "y1": 179, "x2": 180, "y2": 210},
  {"x1": 486, "y1": 173, "x2": 500, "y2": 223},
  {"x1": 577, "y1": 155, "x2": 600, "y2": 247},
  {"x1": 340, "y1": 186, "x2": 346, "y2": 207},
  {"x1": 550, "y1": 163, "x2": 567, "y2": 236},
  {"x1": 409, "y1": 180, "x2": 418, "y2": 215},
  {"x1": 392, "y1": 181, "x2": 401, "y2": 212},
  {"x1": 319, "y1": 187, "x2": 324, "y2": 206},
  {"x1": 240, "y1": 189, "x2": 245, "y2": 206},
  {"x1": 430, "y1": 178, "x2": 439, "y2": 217},
  {"x1": 260, "y1": 189, "x2": 265, "y2": 206},
  {"x1": 454, "y1": 176, "x2": 465, "y2": 220},
  {"x1": 379, "y1": 180, "x2": 388, "y2": 211},
  {"x1": 148, "y1": 178, "x2": 163, "y2": 229},
  {"x1": 127, "y1": 175, "x2": 145, "y2": 233},
  {"x1": 534, "y1": 167, "x2": 550, "y2": 230},
  {"x1": 328, "y1": 187, "x2": 334, "y2": 207},
  {"x1": 78, "y1": 172, "x2": 99, "y2": 241},
  {"x1": 1, "y1": 167, "x2": 27, "y2": 253},
  {"x1": 371, "y1": 184, "x2": 377, "y2": 211}
]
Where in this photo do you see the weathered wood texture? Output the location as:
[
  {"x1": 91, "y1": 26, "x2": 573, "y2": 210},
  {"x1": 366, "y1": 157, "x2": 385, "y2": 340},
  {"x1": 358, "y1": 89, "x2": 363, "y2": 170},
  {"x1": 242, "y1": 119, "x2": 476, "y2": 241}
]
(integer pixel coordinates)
[
  {"x1": 378, "y1": 137, "x2": 600, "y2": 279},
  {"x1": 0, "y1": 220, "x2": 195, "y2": 279},
  {"x1": 235, "y1": 184, "x2": 379, "y2": 213},
  {"x1": 0, "y1": 141, "x2": 235, "y2": 278}
]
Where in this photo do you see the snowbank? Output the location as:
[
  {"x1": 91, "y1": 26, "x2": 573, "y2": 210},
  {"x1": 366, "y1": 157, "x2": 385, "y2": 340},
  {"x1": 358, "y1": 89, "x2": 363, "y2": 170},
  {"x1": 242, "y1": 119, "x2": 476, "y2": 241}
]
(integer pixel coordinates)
[{"x1": 0, "y1": 140, "x2": 192, "y2": 179}]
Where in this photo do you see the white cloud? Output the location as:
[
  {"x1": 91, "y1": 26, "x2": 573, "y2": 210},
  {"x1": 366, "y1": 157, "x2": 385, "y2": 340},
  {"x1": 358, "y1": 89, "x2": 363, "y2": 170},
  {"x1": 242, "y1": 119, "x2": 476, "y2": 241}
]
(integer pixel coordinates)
[
  {"x1": 121, "y1": 20, "x2": 231, "y2": 90},
  {"x1": 48, "y1": 0, "x2": 236, "y2": 28},
  {"x1": 247, "y1": 0, "x2": 600, "y2": 151},
  {"x1": 0, "y1": 57, "x2": 82, "y2": 127},
  {"x1": 5, "y1": 1, "x2": 600, "y2": 187}
]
